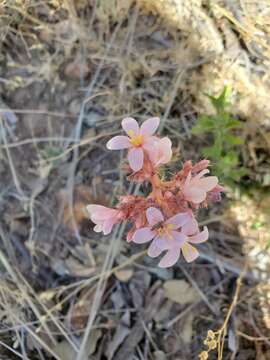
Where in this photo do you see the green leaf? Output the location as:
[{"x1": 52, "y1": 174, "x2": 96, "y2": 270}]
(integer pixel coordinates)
[
  {"x1": 219, "y1": 152, "x2": 238, "y2": 167},
  {"x1": 224, "y1": 118, "x2": 243, "y2": 129},
  {"x1": 192, "y1": 124, "x2": 207, "y2": 135},
  {"x1": 227, "y1": 167, "x2": 249, "y2": 181},
  {"x1": 193, "y1": 86, "x2": 250, "y2": 188},
  {"x1": 192, "y1": 115, "x2": 215, "y2": 134},
  {"x1": 214, "y1": 136, "x2": 223, "y2": 154},
  {"x1": 251, "y1": 220, "x2": 266, "y2": 230},
  {"x1": 224, "y1": 134, "x2": 244, "y2": 146},
  {"x1": 207, "y1": 86, "x2": 231, "y2": 112},
  {"x1": 202, "y1": 144, "x2": 221, "y2": 159},
  {"x1": 236, "y1": 167, "x2": 250, "y2": 177},
  {"x1": 215, "y1": 159, "x2": 231, "y2": 172},
  {"x1": 216, "y1": 111, "x2": 231, "y2": 124}
]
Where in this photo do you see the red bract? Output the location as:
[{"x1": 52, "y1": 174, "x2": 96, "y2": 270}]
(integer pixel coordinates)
[{"x1": 87, "y1": 117, "x2": 224, "y2": 267}]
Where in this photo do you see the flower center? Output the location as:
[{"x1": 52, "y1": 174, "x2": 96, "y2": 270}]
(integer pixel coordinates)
[
  {"x1": 157, "y1": 223, "x2": 174, "y2": 239},
  {"x1": 128, "y1": 130, "x2": 143, "y2": 147}
]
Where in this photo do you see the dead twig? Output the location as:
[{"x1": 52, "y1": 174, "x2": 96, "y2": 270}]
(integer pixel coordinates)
[
  {"x1": 199, "y1": 261, "x2": 248, "y2": 360},
  {"x1": 0, "y1": 119, "x2": 25, "y2": 198}
]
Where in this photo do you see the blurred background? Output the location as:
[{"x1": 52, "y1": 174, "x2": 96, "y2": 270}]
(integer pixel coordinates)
[{"x1": 0, "y1": 1, "x2": 269, "y2": 359}]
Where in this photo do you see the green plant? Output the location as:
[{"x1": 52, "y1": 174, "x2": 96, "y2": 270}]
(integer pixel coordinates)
[
  {"x1": 192, "y1": 87, "x2": 248, "y2": 186},
  {"x1": 40, "y1": 145, "x2": 63, "y2": 174}
]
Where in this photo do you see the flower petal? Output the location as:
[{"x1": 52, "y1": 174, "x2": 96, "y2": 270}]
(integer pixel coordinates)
[
  {"x1": 93, "y1": 224, "x2": 103, "y2": 232},
  {"x1": 158, "y1": 248, "x2": 180, "y2": 268},
  {"x1": 184, "y1": 187, "x2": 206, "y2": 203},
  {"x1": 147, "y1": 241, "x2": 163, "y2": 258},
  {"x1": 147, "y1": 137, "x2": 172, "y2": 167},
  {"x1": 197, "y1": 176, "x2": 218, "y2": 192},
  {"x1": 193, "y1": 169, "x2": 209, "y2": 180},
  {"x1": 126, "y1": 229, "x2": 134, "y2": 243},
  {"x1": 133, "y1": 227, "x2": 155, "y2": 244},
  {"x1": 183, "y1": 171, "x2": 192, "y2": 189},
  {"x1": 103, "y1": 219, "x2": 115, "y2": 235},
  {"x1": 189, "y1": 226, "x2": 209, "y2": 243},
  {"x1": 182, "y1": 217, "x2": 199, "y2": 236},
  {"x1": 122, "y1": 117, "x2": 139, "y2": 136},
  {"x1": 140, "y1": 117, "x2": 160, "y2": 136},
  {"x1": 106, "y1": 136, "x2": 131, "y2": 150},
  {"x1": 128, "y1": 147, "x2": 144, "y2": 172},
  {"x1": 192, "y1": 160, "x2": 210, "y2": 173},
  {"x1": 87, "y1": 205, "x2": 116, "y2": 220},
  {"x1": 153, "y1": 236, "x2": 170, "y2": 250},
  {"x1": 181, "y1": 243, "x2": 199, "y2": 263},
  {"x1": 146, "y1": 207, "x2": 164, "y2": 226},
  {"x1": 142, "y1": 137, "x2": 158, "y2": 162},
  {"x1": 87, "y1": 204, "x2": 105, "y2": 216},
  {"x1": 171, "y1": 231, "x2": 187, "y2": 247},
  {"x1": 156, "y1": 137, "x2": 172, "y2": 164},
  {"x1": 166, "y1": 212, "x2": 190, "y2": 229}
]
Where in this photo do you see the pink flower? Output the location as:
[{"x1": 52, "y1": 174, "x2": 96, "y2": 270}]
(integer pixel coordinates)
[
  {"x1": 192, "y1": 159, "x2": 210, "y2": 173},
  {"x1": 132, "y1": 206, "x2": 190, "y2": 259},
  {"x1": 183, "y1": 169, "x2": 218, "y2": 204},
  {"x1": 87, "y1": 204, "x2": 120, "y2": 235},
  {"x1": 106, "y1": 117, "x2": 160, "y2": 172},
  {"x1": 156, "y1": 218, "x2": 209, "y2": 267},
  {"x1": 207, "y1": 184, "x2": 225, "y2": 202},
  {"x1": 147, "y1": 137, "x2": 172, "y2": 167}
]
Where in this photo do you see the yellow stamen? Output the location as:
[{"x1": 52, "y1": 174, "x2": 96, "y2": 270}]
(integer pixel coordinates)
[
  {"x1": 128, "y1": 130, "x2": 135, "y2": 137},
  {"x1": 165, "y1": 223, "x2": 174, "y2": 231},
  {"x1": 157, "y1": 223, "x2": 174, "y2": 239},
  {"x1": 128, "y1": 131, "x2": 143, "y2": 147}
]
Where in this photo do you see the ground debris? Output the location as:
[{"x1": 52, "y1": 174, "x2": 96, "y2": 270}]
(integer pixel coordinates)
[
  {"x1": 163, "y1": 279, "x2": 198, "y2": 305},
  {"x1": 0, "y1": 1, "x2": 268, "y2": 359}
]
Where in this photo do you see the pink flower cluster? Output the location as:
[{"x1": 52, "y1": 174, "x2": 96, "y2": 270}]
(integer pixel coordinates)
[{"x1": 87, "y1": 117, "x2": 223, "y2": 268}]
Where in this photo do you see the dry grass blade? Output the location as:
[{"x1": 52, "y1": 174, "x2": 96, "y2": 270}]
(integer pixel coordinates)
[
  {"x1": 0, "y1": 248, "x2": 79, "y2": 352},
  {"x1": 67, "y1": 20, "x2": 123, "y2": 242},
  {"x1": 76, "y1": 182, "x2": 141, "y2": 360},
  {"x1": 180, "y1": 266, "x2": 218, "y2": 315},
  {"x1": 0, "y1": 119, "x2": 25, "y2": 198}
]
